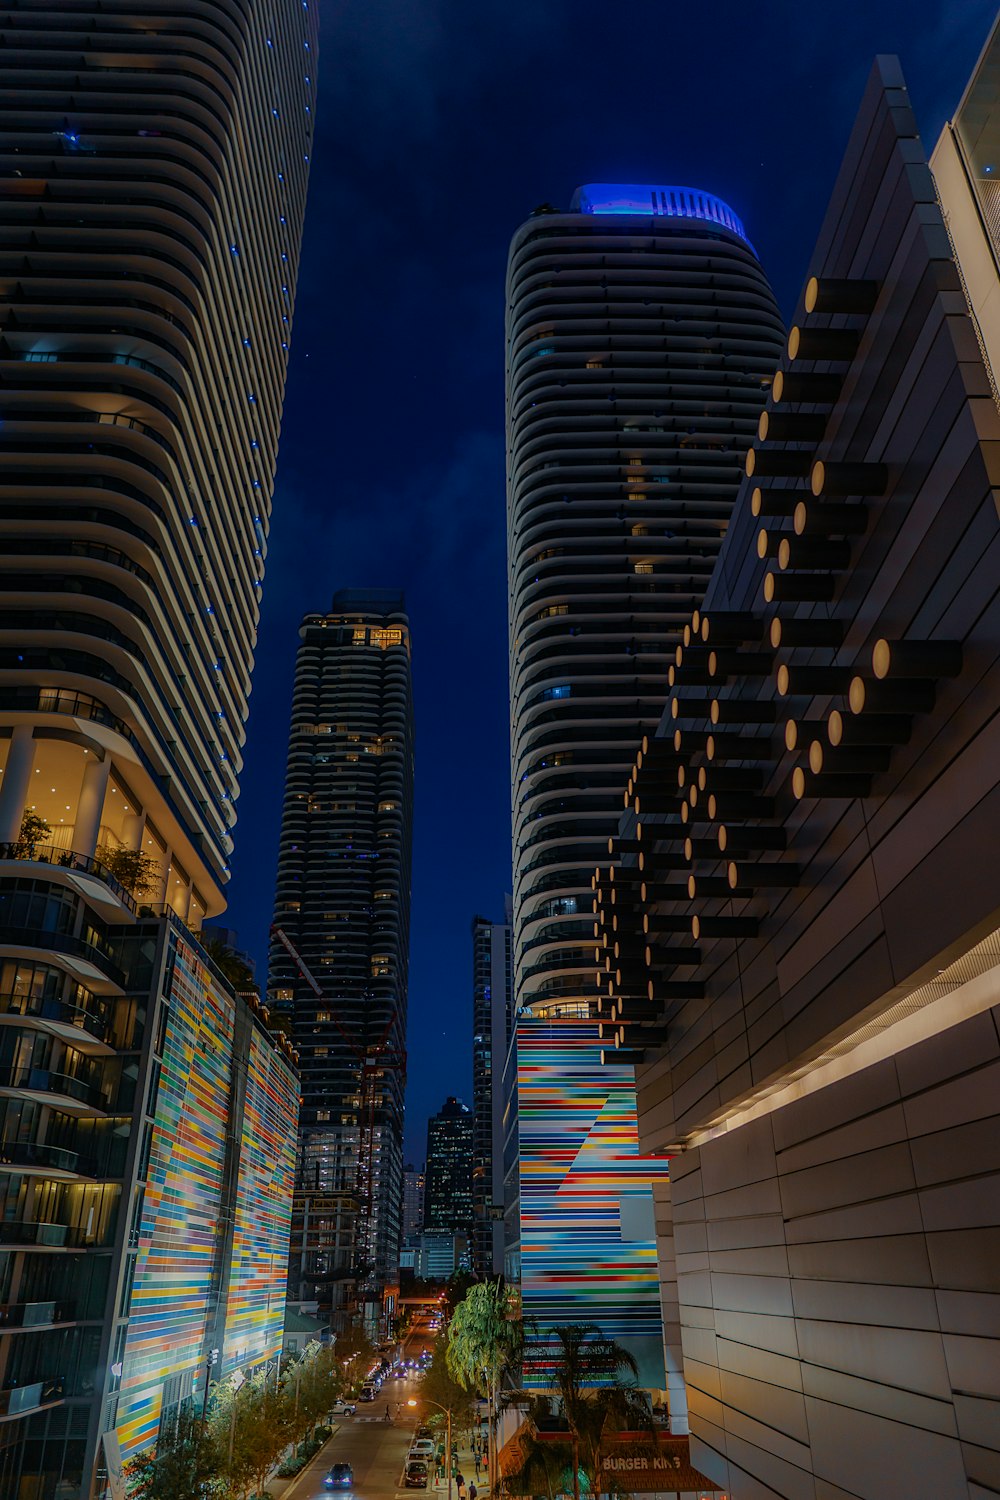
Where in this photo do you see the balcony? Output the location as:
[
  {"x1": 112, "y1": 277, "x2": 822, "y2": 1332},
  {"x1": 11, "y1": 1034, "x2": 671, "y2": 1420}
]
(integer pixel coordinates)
[
  {"x1": 0, "y1": 1065, "x2": 107, "y2": 1116},
  {"x1": 0, "y1": 843, "x2": 137, "y2": 921},
  {"x1": 0, "y1": 1138, "x2": 93, "y2": 1179},
  {"x1": 0, "y1": 1300, "x2": 73, "y2": 1329},
  {"x1": 0, "y1": 990, "x2": 110, "y2": 1054},
  {"x1": 0, "y1": 1377, "x2": 65, "y2": 1420},
  {"x1": 0, "y1": 1221, "x2": 74, "y2": 1249},
  {"x1": 0, "y1": 925, "x2": 126, "y2": 992}
]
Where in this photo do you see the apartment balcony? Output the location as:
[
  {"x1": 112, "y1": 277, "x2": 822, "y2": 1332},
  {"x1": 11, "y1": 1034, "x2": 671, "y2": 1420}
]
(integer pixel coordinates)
[
  {"x1": 0, "y1": 925, "x2": 125, "y2": 994},
  {"x1": 0, "y1": 1138, "x2": 94, "y2": 1180},
  {"x1": 0, "y1": 1221, "x2": 76, "y2": 1250},
  {"x1": 0, "y1": 842, "x2": 137, "y2": 922},
  {"x1": 0, "y1": 990, "x2": 111, "y2": 1056},
  {"x1": 0, "y1": 1300, "x2": 73, "y2": 1330},
  {"x1": 0, "y1": 1377, "x2": 65, "y2": 1421},
  {"x1": 0, "y1": 1065, "x2": 107, "y2": 1117}
]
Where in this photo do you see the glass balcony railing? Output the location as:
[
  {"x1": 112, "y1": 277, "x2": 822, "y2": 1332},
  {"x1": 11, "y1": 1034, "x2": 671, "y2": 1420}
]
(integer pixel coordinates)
[
  {"x1": 0, "y1": 843, "x2": 137, "y2": 916},
  {"x1": 0, "y1": 1066, "x2": 106, "y2": 1111},
  {"x1": 0, "y1": 1382, "x2": 45, "y2": 1417},
  {"x1": 0, "y1": 1221, "x2": 71, "y2": 1248},
  {"x1": 0, "y1": 990, "x2": 108, "y2": 1043},
  {"x1": 0, "y1": 1139, "x2": 88, "y2": 1175},
  {"x1": 0, "y1": 1300, "x2": 72, "y2": 1328},
  {"x1": 0, "y1": 927, "x2": 126, "y2": 989}
]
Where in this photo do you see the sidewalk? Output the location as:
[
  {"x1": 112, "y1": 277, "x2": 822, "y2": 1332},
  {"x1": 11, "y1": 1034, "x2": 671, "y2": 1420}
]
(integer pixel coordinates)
[{"x1": 264, "y1": 1422, "x2": 341, "y2": 1500}]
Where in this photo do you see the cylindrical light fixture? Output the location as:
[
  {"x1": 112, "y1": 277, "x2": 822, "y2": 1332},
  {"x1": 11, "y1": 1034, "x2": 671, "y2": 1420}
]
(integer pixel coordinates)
[
  {"x1": 757, "y1": 409, "x2": 827, "y2": 443},
  {"x1": 751, "y1": 486, "x2": 802, "y2": 519},
  {"x1": 769, "y1": 615, "x2": 844, "y2": 649},
  {"x1": 787, "y1": 325, "x2": 859, "y2": 361},
  {"x1": 871, "y1": 639, "x2": 962, "y2": 680},
  {"x1": 792, "y1": 766, "x2": 872, "y2": 800},
  {"x1": 771, "y1": 369, "x2": 843, "y2": 405},
  {"x1": 849, "y1": 676, "x2": 935, "y2": 715},
  {"x1": 764, "y1": 571, "x2": 837, "y2": 603},
  {"x1": 793, "y1": 500, "x2": 868, "y2": 537},
  {"x1": 804, "y1": 276, "x2": 879, "y2": 315},
  {"x1": 746, "y1": 447, "x2": 813, "y2": 479},
  {"x1": 811, "y1": 459, "x2": 887, "y2": 497}
]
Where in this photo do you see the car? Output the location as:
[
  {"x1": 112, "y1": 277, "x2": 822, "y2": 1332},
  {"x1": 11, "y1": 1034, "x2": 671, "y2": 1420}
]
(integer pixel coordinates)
[
  {"x1": 405, "y1": 1461, "x2": 428, "y2": 1489},
  {"x1": 359, "y1": 1385, "x2": 376, "y2": 1401},
  {"x1": 409, "y1": 1439, "x2": 435, "y2": 1461},
  {"x1": 415, "y1": 1424, "x2": 432, "y2": 1439},
  {"x1": 331, "y1": 1399, "x2": 356, "y2": 1416},
  {"x1": 393, "y1": 1368, "x2": 406, "y2": 1379},
  {"x1": 324, "y1": 1464, "x2": 354, "y2": 1489}
]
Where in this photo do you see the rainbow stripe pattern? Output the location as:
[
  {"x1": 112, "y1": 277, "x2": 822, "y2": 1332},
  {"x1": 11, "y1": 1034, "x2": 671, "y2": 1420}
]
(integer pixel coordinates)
[
  {"x1": 115, "y1": 930, "x2": 297, "y2": 1457},
  {"x1": 517, "y1": 1019, "x2": 668, "y2": 1388}
]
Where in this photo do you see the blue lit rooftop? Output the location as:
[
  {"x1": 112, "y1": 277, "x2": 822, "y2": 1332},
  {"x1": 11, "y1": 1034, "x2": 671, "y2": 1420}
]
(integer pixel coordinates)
[{"x1": 570, "y1": 183, "x2": 751, "y2": 246}]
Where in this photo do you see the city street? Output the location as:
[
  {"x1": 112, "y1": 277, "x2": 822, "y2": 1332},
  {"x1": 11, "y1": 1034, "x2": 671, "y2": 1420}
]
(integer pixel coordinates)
[{"x1": 280, "y1": 1371, "x2": 484, "y2": 1500}]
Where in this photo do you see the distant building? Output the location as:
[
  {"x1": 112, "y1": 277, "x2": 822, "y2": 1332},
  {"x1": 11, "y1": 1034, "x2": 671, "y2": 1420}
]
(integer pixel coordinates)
[
  {"x1": 269, "y1": 591, "x2": 415, "y2": 1336},
  {"x1": 402, "y1": 1163, "x2": 425, "y2": 1239},
  {"x1": 505, "y1": 182, "x2": 784, "y2": 1386},
  {"x1": 471, "y1": 904, "x2": 513, "y2": 1275},
  {"x1": 423, "y1": 1097, "x2": 474, "y2": 1235},
  {"x1": 401, "y1": 1231, "x2": 470, "y2": 1283}
]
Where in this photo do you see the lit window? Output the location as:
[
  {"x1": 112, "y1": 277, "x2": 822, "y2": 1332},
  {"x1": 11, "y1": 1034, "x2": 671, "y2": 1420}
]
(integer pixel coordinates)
[
  {"x1": 370, "y1": 627, "x2": 403, "y2": 649},
  {"x1": 352, "y1": 628, "x2": 367, "y2": 644},
  {"x1": 634, "y1": 561, "x2": 653, "y2": 574},
  {"x1": 317, "y1": 1110, "x2": 331, "y2": 1122}
]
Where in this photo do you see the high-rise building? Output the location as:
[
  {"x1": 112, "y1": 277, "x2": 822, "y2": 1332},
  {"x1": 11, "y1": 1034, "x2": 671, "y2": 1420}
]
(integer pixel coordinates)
[
  {"x1": 598, "y1": 36, "x2": 1000, "y2": 1496},
  {"x1": 0, "y1": 0, "x2": 314, "y2": 1487},
  {"x1": 401, "y1": 1163, "x2": 425, "y2": 1240},
  {"x1": 423, "y1": 1097, "x2": 474, "y2": 1235},
  {"x1": 505, "y1": 185, "x2": 784, "y2": 1381},
  {"x1": 470, "y1": 903, "x2": 513, "y2": 1276},
  {"x1": 269, "y1": 591, "x2": 414, "y2": 1336}
]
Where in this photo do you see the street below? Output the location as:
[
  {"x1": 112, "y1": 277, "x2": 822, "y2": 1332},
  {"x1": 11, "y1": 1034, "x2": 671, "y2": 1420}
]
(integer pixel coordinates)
[{"x1": 280, "y1": 1370, "x2": 485, "y2": 1500}]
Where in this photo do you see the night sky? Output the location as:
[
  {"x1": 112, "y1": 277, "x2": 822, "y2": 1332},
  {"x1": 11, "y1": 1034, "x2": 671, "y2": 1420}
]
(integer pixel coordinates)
[{"x1": 224, "y1": 0, "x2": 994, "y2": 1161}]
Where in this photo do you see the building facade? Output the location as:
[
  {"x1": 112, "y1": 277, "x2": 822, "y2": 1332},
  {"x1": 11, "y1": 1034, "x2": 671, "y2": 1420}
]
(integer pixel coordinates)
[
  {"x1": 471, "y1": 904, "x2": 513, "y2": 1276},
  {"x1": 0, "y1": 0, "x2": 314, "y2": 1489},
  {"x1": 401, "y1": 1164, "x2": 425, "y2": 1241},
  {"x1": 506, "y1": 184, "x2": 784, "y2": 1378},
  {"x1": 422, "y1": 1098, "x2": 474, "y2": 1236},
  {"x1": 596, "y1": 40, "x2": 1000, "y2": 1497},
  {"x1": 269, "y1": 592, "x2": 414, "y2": 1336}
]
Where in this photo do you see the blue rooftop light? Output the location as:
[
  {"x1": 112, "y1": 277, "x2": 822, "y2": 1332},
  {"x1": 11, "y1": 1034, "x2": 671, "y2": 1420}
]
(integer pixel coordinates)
[{"x1": 571, "y1": 183, "x2": 752, "y2": 247}]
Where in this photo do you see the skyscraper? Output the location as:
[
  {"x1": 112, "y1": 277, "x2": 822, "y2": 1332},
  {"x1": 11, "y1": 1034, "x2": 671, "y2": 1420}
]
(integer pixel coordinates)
[
  {"x1": 0, "y1": 0, "x2": 314, "y2": 1487},
  {"x1": 471, "y1": 904, "x2": 513, "y2": 1276},
  {"x1": 402, "y1": 1163, "x2": 425, "y2": 1240},
  {"x1": 270, "y1": 591, "x2": 414, "y2": 1336},
  {"x1": 423, "y1": 1097, "x2": 474, "y2": 1236},
  {"x1": 506, "y1": 185, "x2": 784, "y2": 1381}
]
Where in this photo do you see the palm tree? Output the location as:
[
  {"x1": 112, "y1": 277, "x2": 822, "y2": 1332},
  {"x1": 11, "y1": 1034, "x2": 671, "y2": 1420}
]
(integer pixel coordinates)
[
  {"x1": 547, "y1": 1324, "x2": 653, "y2": 1500},
  {"x1": 446, "y1": 1280, "x2": 523, "y2": 1491}
]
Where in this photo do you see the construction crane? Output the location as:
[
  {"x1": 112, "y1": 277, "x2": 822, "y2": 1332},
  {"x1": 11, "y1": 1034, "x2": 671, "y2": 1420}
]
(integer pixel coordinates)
[{"x1": 271, "y1": 924, "x2": 406, "y2": 1311}]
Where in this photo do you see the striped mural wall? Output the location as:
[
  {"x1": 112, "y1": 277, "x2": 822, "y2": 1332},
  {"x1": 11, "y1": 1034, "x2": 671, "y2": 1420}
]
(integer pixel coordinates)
[{"x1": 517, "y1": 1018, "x2": 668, "y2": 1389}]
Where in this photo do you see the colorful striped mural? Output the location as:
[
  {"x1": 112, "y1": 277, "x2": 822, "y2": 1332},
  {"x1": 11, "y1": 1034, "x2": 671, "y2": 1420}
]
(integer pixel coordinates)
[
  {"x1": 517, "y1": 1018, "x2": 668, "y2": 1389},
  {"x1": 115, "y1": 931, "x2": 298, "y2": 1458},
  {"x1": 223, "y1": 1026, "x2": 298, "y2": 1372}
]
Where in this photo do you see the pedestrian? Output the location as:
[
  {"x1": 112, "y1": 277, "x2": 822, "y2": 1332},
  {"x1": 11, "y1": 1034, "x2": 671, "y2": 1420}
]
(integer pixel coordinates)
[
  {"x1": 474, "y1": 1451, "x2": 481, "y2": 1480},
  {"x1": 457, "y1": 1475, "x2": 467, "y2": 1500},
  {"x1": 470, "y1": 1483, "x2": 478, "y2": 1500},
  {"x1": 385, "y1": 1403, "x2": 391, "y2": 1422}
]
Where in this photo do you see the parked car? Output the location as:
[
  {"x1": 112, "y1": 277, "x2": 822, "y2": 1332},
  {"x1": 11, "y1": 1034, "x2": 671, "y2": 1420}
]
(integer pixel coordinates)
[
  {"x1": 331, "y1": 1399, "x2": 356, "y2": 1416},
  {"x1": 405, "y1": 1461, "x2": 429, "y2": 1489},
  {"x1": 359, "y1": 1384, "x2": 376, "y2": 1401},
  {"x1": 324, "y1": 1464, "x2": 354, "y2": 1489},
  {"x1": 415, "y1": 1424, "x2": 432, "y2": 1439},
  {"x1": 409, "y1": 1439, "x2": 435, "y2": 1462}
]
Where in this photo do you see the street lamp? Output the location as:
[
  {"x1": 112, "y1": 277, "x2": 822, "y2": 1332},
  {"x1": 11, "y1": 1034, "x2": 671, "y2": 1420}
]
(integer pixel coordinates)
[{"x1": 408, "y1": 1396, "x2": 454, "y2": 1500}]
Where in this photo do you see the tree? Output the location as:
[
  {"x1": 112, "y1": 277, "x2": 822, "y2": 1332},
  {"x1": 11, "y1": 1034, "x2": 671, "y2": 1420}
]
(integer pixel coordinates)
[
  {"x1": 13, "y1": 810, "x2": 51, "y2": 859},
  {"x1": 97, "y1": 842, "x2": 161, "y2": 896},
  {"x1": 335, "y1": 1323, "x2": 375, "y2": 1393},
  {"x1": 200, "y1": 933, "x2": 256, "y2": 991},
  {"x1": 281, "y1": 1340, "x2": 344, "y2": 1447},
  {"x1": 239, "y1": 1367, "x2": 291, "y2": 1499},
  {"x1": 447, "y1": 1280, "x2": 522, "y2": 1491},
  {"x1": 546, "y1": 1323, "x2": 654, "y2": 1500},
  {"x1": 124, "y1": 1406, "x2": 220, "y2": 1500}
]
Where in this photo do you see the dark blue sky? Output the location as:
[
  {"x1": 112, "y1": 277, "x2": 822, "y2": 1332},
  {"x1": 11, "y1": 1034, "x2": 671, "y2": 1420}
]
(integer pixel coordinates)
[{"x1": 225, "y1": 0, "x2": 994, "y2": 1161}]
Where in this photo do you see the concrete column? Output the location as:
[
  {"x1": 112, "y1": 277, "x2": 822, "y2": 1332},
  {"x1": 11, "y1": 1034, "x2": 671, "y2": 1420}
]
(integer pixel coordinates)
[
  {"x1": 121, "y1": 810, "x2": 146, "y2": 852},
  {"x1": 0, "y1": 726, "x2": 37, "y2": 845},
  {"x1": 73, "y1": 754, "x2": 112, "y2": 859},
  {"x1": 653, "y1": 1176, "x2": 689, "y2": 1434},
  {"x1": 158, "y1": 847, "x2": 172, "y2": 904}
]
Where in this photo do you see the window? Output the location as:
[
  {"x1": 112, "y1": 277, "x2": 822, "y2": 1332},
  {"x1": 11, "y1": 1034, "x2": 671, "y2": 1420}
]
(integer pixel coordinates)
[
  {"x1": 352, "y1": 628, "x2": 367, "y2": 644},
  {"x1": 634, "y1": 561, "x2": 653, "y2": 575},
  {"x1": 370, "y1": 627, "x2": 403, "y2": 649},
  {"x1": 631, "y1": 524, "x2": 648, "y2": 536},
  {"x1": 542, "y1": 685, "x2": 570, "y2": 701},
  {"x1": 317, "y1": 1110, "x2": 331, "y2": 1122},
  {"x1": 316, "y1": 1009, "x2": 331, "y2": 1022}
]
